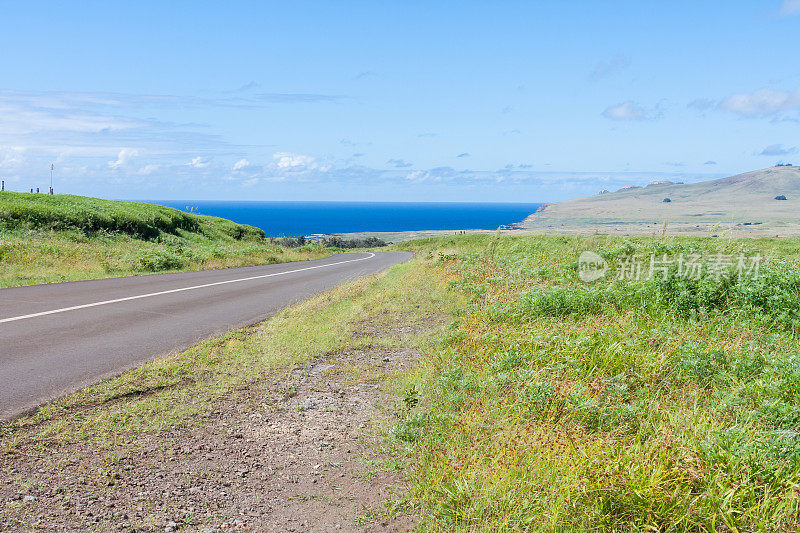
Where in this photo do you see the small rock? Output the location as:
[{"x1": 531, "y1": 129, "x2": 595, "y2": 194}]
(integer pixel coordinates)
[
  {"x1": 165, "y1": 521, "x2": 178, "y2": 532},
  {"x1": 298, "y1": 400, "x2": 316, "y2": 411},
  {"x1": 201, "y1": 527, "x2": 220, "y2": 533}
]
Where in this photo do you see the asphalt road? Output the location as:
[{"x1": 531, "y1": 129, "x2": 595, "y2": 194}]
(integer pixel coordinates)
[{"x1": 0, "y1": 251, "x2": 412, "y2": 420}]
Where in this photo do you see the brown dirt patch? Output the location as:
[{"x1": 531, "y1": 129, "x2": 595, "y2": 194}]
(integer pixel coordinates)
[{"x1": 1, "y1": 326, "x2": 423, "y2": 532}]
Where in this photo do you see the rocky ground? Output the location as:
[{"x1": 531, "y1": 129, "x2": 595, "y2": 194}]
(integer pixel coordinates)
[{"x1": 0, "y1": 323, "x2": 423, "y2": 532}]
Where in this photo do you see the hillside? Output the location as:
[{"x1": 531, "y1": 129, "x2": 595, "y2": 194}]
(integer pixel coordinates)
[
  {"x1": 0, "y1": 192, "x2": 330, "y2": 287},
  {"x1": 0, "y1": 192, "x2": 265, "y2": 241},
  {"x1": 520, "y1": 166, "x2": 800, "y2": 235}
]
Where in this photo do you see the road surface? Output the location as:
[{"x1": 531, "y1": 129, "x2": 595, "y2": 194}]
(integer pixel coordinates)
[{"x1": 0, "y1": 251, "x2": 411, "y2": 419}]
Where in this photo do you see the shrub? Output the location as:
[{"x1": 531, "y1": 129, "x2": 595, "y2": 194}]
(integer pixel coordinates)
[
  {"x1": 321, "y1": 236, "x2": 387, "y2": 248},
  {"x1": 135, "y1": 250, "x2": 185, "y2": 272},
  {"x1": 494, "y1": 262, "x2": 800, "y2": 330}
]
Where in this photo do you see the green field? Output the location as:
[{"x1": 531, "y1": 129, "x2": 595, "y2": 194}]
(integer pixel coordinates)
[
  {"x1": 0, "y1": 192, "x2": 332, "y2": 287},
  {"x1": 396, "y1": 234, "x2": 800, "y2": 530}
]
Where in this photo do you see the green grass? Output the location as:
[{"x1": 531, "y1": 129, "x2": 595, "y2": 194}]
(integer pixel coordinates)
[
  {"x1": 0, "y1": 192, "x2": 332, "y2": 287},
  {"x1": 5, "y1": 225, "x2": 800, "y2": 530},
  {"x1": 392, "y1": 234, "x2": 800, "y2": 531}
]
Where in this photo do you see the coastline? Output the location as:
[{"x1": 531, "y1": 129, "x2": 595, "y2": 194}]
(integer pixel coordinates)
[{"x1": 329, "y1": 227, "x2": 528, "y2": 243}]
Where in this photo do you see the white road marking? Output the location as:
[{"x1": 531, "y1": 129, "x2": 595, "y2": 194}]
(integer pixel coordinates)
[{"x1": 0, "y1": 253, "x2": 377, "y2": 324}]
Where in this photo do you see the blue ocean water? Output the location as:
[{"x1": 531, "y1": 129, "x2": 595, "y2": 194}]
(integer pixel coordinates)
[{"x1": 149, "y1": 201, "x2": 541, "y2": 237}]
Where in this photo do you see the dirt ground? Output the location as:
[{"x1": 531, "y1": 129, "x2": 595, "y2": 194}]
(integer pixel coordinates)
[{"x1": 0, "y1": 326, "x2": 423, "y2": 532}]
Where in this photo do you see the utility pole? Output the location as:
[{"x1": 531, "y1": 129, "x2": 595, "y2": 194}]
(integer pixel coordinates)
[{"x1": 50, "y1": 163, "x2": 54, "y2": 194}]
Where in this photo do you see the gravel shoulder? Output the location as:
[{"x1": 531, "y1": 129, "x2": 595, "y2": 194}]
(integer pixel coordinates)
[{"x1": 1, "y1": 262, "x2": 448, "y2": 532}]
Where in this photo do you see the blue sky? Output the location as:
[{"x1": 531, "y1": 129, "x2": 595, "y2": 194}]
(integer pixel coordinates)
[{"x1": 1, "y1": 1, "x2": 799, "y2": 202}]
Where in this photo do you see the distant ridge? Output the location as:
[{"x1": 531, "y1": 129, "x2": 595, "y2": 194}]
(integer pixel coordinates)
[{"x1": 520, "y1": 166, "x2": 800, "y2": 235}]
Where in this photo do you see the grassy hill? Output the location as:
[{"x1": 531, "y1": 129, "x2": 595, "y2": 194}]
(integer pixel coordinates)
[
  {"x1": 521, "y1": 166, "x2": 800, "y2": 236},
  {"x1": 0, "y1": 192, "x2": 330, "y2": 287},
  {"x1": 0, "y1": 192, "x2": 266, "y2": 241}
]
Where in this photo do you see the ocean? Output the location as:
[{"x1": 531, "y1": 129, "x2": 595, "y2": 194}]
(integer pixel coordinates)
[{"x1": 148, "y1": 201, "x2": 542, "y2": 237}]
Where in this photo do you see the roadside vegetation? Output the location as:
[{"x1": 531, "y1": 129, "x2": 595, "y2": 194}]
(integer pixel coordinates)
[
  {"x1": 0, "y1": 257, "x2": 445, "y2": 448},
  {"x1": 394, "y1": 234, "x2": 800, "y2": 531},
  {"x1": 0, "y1": 192, "x2": 336, "y2": 287},
  {"x1": 4, "y1": 226, "x2": 800, "y2": 530},
  {"x1": 0, "y1": 251, "x2": 448, "y2": 530}
]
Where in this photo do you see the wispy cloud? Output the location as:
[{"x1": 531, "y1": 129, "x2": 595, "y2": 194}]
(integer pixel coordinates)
[
  {"x1": 589, "y1": 56, "x2": 630, "y2": 80},
  {"x1": 255, "y1": 93, "x2": 344, "y2": 103},
  {"x1": 352, "y1": 71, "x2": 376, "y2": 80},
  {"x1": 233, "y1": 158, "x2": 250, "y2": 170},
  {"x1": 0, "y1": 100, "x2": 146, "y2": 135},
  {"x1": 237, "y1": 81, "x2": 260, "y2": 92},
  {"x1": 0, "y1": 88, "x2": 352, "y2": 191},
  {"x1": 688, "y1": 98, "x2": 714, "y2": 111},
  {"x1": 387, "y1": 158, "x2": 412, "y2": 168},
  {"x1": 757, "y1": 144, "x2": 797, "y2": 156},
  {"x1": 602, "y1": 101, "x2": 648, "y2": 121},
  {"x1": 780, "y1": 0, "x2": 800, "y2": 16},
  {"x1": 186, "y1": 156, "x2": 210, "y2": 168},
  {"x1": 704, "y1": 160, "x2": 717, "y2": 165},
  {"x1": 456, "y1": 152, "x2": 470, "y2": 158}
]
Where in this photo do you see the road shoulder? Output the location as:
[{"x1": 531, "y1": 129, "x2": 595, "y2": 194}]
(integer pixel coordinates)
[{"x1": 0, "y1": 258, "x2": 448, "y2": 531}]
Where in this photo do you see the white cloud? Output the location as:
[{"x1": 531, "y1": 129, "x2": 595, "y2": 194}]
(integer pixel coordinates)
[
  {"x1": 0, "y1": 103, "x2": 143, "y2": 135},
  {"x1": 0, "y1": 146, "x2": 26, "y2": 167},
  {"x1": 718, "y1": 87, "x2": 800, "y2": 117},
  {"x1": 186, "y1": 156, "x2": 210, "y2": 168},
  {"x1": 138, "y1": 164, "x2": 160, "y2": 175},
  {"x1": 602, "y1": 101, "x2": 647, "y2": 121},
  {"x1": 404, "y1": 170, "x2": 427, "y2": 182},
  {"x1": 273, "y1": 152, "x2": 317, "y2": 170},
  {"x1": 233, "y1": 158, "x2": 250, "y2": 170},
  {"x1": 108, "y1": 148, "x2": 139, "y2": 169},
  {"x1": 780, "y1": 0, "x2": 800, "y2": 16}
]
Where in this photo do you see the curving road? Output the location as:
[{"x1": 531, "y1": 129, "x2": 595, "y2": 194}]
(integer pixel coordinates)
[{"x1": 0, "y1": 251, "x2": 411, "y2": 420}]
